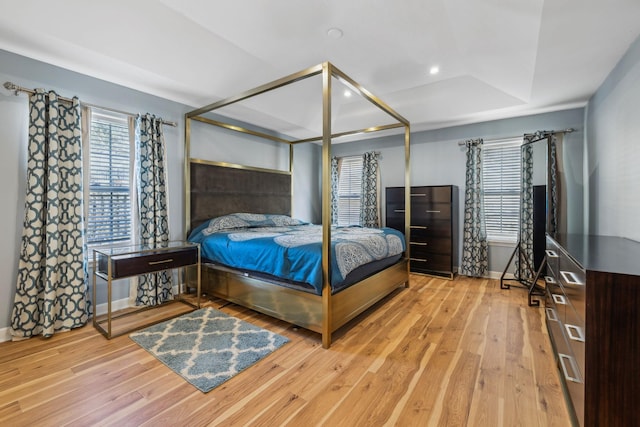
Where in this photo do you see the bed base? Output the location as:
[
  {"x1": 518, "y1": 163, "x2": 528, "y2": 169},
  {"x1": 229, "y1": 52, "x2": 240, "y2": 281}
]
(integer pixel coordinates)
[{"x1": 194, "y1": 259, "x2": 409, "y2": 348}]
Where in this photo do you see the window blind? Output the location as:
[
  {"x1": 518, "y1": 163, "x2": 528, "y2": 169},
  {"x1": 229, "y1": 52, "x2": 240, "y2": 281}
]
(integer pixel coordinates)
[
  {"x1": 337, "y1": 156, "x2": 363, "y2": 226},
  {"x1": 482, "y1": 139, "x2": 522, "y2": 242},
  {"x1": 86, "y1": 113, "x2": 132, "y2": 245}
]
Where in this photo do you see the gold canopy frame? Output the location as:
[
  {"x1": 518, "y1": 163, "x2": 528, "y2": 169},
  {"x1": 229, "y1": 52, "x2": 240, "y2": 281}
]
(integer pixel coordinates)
[{"x1": 184, "y1": 62, "x2": 411, "y2": 348}]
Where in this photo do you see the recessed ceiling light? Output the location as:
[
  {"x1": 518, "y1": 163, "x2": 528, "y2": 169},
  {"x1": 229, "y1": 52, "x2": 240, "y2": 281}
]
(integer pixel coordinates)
[
  {"x1": 344, "y1": 90, "x2": 352, "y2": 97},
  {"x1": 327, "y1": 28, "x2": 343, "y2": 39},
  {"x1": 429, "y1": 65, "x2": 440, "y2": 75}
]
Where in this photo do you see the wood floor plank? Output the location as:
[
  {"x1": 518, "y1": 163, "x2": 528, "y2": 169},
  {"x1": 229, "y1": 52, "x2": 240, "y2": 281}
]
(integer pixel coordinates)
[
  {"x1": 437, "y1": 350, "x2": 482, "y2": 426},
  {"x1": 0, "y1": 275, "x2": 570, "y2": 426},
  {"x1": 467, "y1": 282, "x2": 509, "y2": 427}
]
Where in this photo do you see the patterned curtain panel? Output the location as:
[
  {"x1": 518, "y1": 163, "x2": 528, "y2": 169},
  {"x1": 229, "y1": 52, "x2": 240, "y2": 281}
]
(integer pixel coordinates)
[
  {"x1": 460, "y1": 139, "x2": 488, "y2": 277},
  {"x1": 135, "y1": 114, "x2": 172, "y2": 305},
  {"x1": 331, "y1": 156, "x2": 339, "y2": 224},
  {"x1": 516, "y1": 143, "x2": 534, "y2": 279},
  {"x1": 549, "y1": 134, "x2": 558, "y2": 235},
  {"x1": 360, "y1": 151, "x2": 380, "y2": 227},
  {"x1": 11, "y1": 90, "x2": 88, "y2": 339}
]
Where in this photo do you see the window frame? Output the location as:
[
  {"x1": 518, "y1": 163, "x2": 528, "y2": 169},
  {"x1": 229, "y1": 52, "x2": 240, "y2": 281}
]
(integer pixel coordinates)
[
  {"x1": 482, "y1": 138, "x2": 522, "y2": 244},
  {"x1": 83, "y1": 107, "x2": 136, "y2": 251},
  {"x1": 335, "y1": 155, "x2": 363, "y2": 227}
]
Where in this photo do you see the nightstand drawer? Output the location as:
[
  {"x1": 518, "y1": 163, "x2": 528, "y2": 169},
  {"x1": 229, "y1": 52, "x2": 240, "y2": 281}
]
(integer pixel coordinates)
[{"x1": 98, "y1": 246, "x2": 198, "y2": 278}]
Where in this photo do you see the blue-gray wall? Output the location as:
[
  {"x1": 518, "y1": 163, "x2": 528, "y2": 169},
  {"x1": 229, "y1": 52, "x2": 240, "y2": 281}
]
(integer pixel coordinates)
[
  {"x1": 586, "y1": 35, "x2": 640, "y2": 240},
  {"x1": 332, "y1": 108, "x2": 585, "y2": 276}
]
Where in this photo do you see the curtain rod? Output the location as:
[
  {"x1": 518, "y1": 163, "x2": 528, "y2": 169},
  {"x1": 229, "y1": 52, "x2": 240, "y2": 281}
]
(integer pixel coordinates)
[
  {"x1": 456, "y1": 128, "x2": 575, "y2": 147},
  {"x1": 3, "y1": 81, "x2": 177, "y2": 127}
]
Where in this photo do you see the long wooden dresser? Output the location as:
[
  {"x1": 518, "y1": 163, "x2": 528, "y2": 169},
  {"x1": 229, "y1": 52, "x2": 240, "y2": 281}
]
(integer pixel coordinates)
[
  {"x1": 544, "y1": 233, "x2": 640, "y2": 427},
  {"x1": 385, "y1": 185, "x2": 457, "y2": 279}
]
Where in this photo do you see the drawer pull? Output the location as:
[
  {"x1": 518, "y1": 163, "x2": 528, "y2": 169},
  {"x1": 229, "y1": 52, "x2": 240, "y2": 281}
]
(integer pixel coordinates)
[
  {"x1": 565, "y1": 324, "x2": 585, "y2": 342},
  {"x1": 545, "y1": 250, "x2": 559, "y2": 258},
  {"x1": 410, "y1": 258, "x2": 427, "y2": 262},
  {"x1": 425, "y1": 210, "x2": 441, "y2": 213},
  {"x1": 411, "y1": 193, "x2": 426, "y2": 197},
  {"x1": 544, "y1": 275, "x2": 557, "y2": 285},
  {"x1": 148, "y1": 258, "x2": 174, "y2": 266},
  {"x1": 410, "y1": 242, "x2": 427, "y2": 246},
  {"x1": 560, "y1": 270, "x2": 583, "y2": 286},
  {"x1": 559, "y1": 353, "x2": 582, "y2": 383},
  {"x1": 545, "y1": 307, "x2": 558, "y2": 322},
  {"x1": 410, "y1": 225, "x2": 428, "y2": 230},
  {"x1": 394, "y1": 209, "x2": 406, "y2": 213},
  {"x1": 552, "y1": 293, "x2": 566, "y2": 305}
]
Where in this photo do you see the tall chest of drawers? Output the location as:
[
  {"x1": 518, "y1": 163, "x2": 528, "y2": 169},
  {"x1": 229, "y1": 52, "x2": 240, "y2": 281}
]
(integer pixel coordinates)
[
  {"x1": 544, "y1": 234, "x2": 640, "y2": 427},
  {"x1": 385, "y1": 185, "x2": 457, "y2": 279}
]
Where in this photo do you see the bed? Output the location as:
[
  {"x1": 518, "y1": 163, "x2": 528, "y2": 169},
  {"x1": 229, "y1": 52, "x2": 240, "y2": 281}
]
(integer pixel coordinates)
[{"x1": 184, "y1": 62, "x2": 412, "y2": 348}]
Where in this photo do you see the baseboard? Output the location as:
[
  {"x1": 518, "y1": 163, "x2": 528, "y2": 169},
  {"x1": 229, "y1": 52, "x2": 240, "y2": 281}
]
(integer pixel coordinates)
[
  {"x1": 0, "y1": 285, "x2": 184, "y2": 343},
  {"x1": 94, "y1": 296, "x2": 133, "y2": 316},
  {"x1": 489, "y1": 271, "x2": 507, "y2": 280},
  {"x1": 0, "y1": 297, "x2": 132, "y2": 343}
]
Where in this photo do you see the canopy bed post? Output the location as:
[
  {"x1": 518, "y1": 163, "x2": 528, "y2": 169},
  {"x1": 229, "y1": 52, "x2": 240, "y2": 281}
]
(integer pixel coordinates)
[
  {"x1": 321, "y1": 62, "x2": 333, "y2": 348},
  {"x1": 184, "y1": 115, "x2": 191, "y2": 237},
  {"x1": 404, "y1": 125, "x2": 411, "y2": 276}
]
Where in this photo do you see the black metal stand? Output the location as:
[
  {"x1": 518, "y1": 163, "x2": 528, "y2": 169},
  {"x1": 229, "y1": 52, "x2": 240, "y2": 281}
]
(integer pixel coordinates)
[{"x1": 500, "y1": 240, "x2": 546, "y2": 306}]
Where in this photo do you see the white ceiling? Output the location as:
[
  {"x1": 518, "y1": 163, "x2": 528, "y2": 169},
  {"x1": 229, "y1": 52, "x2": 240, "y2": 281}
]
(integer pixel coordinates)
[{"x1": 1, "y1": 0, "x2": 639, "y2": 139}]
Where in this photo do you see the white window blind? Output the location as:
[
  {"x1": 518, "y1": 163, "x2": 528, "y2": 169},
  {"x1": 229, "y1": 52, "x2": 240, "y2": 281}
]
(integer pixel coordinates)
[
  {"x1": 482, "y1": 139, "x2": 522, "y2": 242},
  {"x1": 86, "y1": 111, "x2": 133, "y2": 246},
  {"x1": 337, "y1": 156, "x2": 363, "y2": 226}
]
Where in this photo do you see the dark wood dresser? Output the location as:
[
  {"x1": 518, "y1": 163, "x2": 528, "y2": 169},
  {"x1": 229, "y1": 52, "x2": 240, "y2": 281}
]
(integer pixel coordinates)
[
  {"x1": 544, "y1": 234, "x2": 640, "y2": 427},
  {"x1": 385, "y1": 185, "x2": 457, "y2": 279}
]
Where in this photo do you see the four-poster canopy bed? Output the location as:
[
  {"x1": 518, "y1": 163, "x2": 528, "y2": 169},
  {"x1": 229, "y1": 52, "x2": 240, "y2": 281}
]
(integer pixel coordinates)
[{"x1": 184, "y1": 62, "x2": 412, "y2": 348}]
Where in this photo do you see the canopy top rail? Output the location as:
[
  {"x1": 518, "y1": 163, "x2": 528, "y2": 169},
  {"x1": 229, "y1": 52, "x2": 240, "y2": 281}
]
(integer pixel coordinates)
[{"x1": 185, "y1": 61, "x2": 410, "y2": 145}]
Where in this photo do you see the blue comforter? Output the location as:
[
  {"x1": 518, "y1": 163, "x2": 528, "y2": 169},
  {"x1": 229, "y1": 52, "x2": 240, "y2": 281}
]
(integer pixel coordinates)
[{"x1": 187, "y1": 213, "x2": 405, "y2": 295}]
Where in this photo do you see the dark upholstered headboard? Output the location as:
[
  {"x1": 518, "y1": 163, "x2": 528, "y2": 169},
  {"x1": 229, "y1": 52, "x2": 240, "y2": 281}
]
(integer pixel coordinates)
[{"x1": 189, "y1": 159, "x2": 292, "y2": 233}]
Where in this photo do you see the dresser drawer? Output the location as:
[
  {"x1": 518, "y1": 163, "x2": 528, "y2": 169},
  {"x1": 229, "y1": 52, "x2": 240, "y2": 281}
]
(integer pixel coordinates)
[
  {"x1": 558, "y1": 270, "x2": 585, "y2": 323},
  {"x1": 560, "y1": 348, "x2": 585, "y2": 427},
  {"x1": 411, "y1": 202, "x2": 451, "y2": 222},
  {"x1": 386, "y1": 202, "x2": 406, "y2": 220},
  {"x1": 409, "y1": 186, "x2": 451, "y2": 203},
  {"x1": 386, "y1": 187, "x2": 405, "y2": 203},
  {"x1": 409, "y1": 221, "x2": 451, "y2": 238},
  {"x1": 564, "y1": 309, "x2": 586, "y2": 376},
  {"x1": 545, "y1": 237, "x2": 561, "y2": 277},
  {"x1": 386, "y1": 218, "x2": 404, "y2": 233},
  {"x1": 545, "y1": 274, "x2": 566, "y2": 323},
  {"x1": 410, "y1": 253, "x2": 451, "y2": 273},
  {"x1": 410, "y1": 238, "x2": 452, "y2": 255}
]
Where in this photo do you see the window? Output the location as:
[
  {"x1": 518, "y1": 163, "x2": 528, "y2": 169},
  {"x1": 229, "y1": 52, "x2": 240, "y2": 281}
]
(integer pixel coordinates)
[
  {"x1": 482, "y1": 139, "x2": 522, "y2": 243},
  {"x1": 336, "y1": 156, "x2": 363, "y2": 226},
  {"x1": 85, "y1": 109, "x2": 134, "y2": 246}
]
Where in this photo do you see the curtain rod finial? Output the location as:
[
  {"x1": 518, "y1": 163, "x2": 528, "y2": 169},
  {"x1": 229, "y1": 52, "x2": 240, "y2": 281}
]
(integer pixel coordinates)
[{"x1": 3, "y1": 81, "x2": 19, "y2": 95}]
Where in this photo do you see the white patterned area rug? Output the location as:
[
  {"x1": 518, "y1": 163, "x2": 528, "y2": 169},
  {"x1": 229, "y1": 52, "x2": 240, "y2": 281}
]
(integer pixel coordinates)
[{"x1": 129, "y1": 307, "x2": 289, "y2": 393}]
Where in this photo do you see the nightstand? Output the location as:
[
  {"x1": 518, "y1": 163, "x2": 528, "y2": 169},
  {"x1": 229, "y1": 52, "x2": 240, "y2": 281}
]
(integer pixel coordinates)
[{"x1": 92, "y1": 241, "x2": 201, "y2": 338}]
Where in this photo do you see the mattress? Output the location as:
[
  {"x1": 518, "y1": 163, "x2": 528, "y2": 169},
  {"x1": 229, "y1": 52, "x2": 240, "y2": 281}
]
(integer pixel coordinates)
[{"x1": 187, "y1": 213, "x2": 406, "y2": 295}]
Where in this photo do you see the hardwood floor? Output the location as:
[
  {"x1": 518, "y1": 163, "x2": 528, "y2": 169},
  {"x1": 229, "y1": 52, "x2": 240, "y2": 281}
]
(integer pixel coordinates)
[{"x1": 0, "y1": 275, "x2": 571, "y2": 426}]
